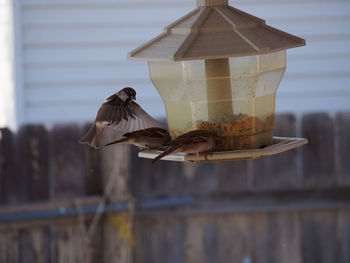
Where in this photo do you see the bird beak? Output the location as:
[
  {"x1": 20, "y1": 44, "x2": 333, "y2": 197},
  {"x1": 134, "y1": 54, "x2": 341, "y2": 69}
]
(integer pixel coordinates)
[{"x1": 131, "y1": 95, "x2": 136, "y2": 100}]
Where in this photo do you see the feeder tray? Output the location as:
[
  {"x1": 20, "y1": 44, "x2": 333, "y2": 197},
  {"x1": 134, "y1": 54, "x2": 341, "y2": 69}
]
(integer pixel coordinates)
[{"x1": 138, "y1": 137, "x2": 308, "y2": 163}]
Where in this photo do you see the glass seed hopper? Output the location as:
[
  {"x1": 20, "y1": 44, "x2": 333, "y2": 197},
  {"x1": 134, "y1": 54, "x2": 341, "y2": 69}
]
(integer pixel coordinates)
[{"x1": 129, "y1": 0, "x2": 308, "y2": 162}]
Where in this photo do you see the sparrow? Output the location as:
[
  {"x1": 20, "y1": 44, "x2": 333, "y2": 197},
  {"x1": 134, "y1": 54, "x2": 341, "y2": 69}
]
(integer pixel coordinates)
[
  {"x1": 152, "y1": 130, "x2": 221, "y2": 163},
  {"x1": 105, "y1": 127, "x2": 170, "y2": 150},
  {"x1": 79, "y1": 87, "x2": 164, "y2": 149}
]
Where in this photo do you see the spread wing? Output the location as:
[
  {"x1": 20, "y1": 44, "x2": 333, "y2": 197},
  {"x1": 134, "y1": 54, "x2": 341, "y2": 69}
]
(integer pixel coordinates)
[
  {"x1": 95, "y1": 96, "x2": 135, "y2": 126},
  {"x1": 110, "y1": 101, "x2": 166, "y2": 132}
]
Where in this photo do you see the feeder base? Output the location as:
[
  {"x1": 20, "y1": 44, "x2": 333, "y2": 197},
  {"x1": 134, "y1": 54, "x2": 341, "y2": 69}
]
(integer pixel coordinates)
[{"x1": 138, "y1": 137, "x2": 308, "y2": 163}]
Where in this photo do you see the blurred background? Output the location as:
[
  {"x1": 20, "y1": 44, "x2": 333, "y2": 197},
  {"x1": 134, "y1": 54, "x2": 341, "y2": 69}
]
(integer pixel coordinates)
[
  {"x1": 0, "y1": 0, "x2": 350, "y2": 262},
  {"x1": 1, "y1": 0, "x2": 350, "y2": 129}
]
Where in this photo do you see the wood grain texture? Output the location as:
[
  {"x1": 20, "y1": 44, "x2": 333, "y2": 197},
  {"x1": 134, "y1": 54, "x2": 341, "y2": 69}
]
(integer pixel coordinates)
[
  {"x1": 131, "y1": 146, "x2": 185, "y2": 197},
  {"x1": 100, "y1": 143, "x2": 131, "y2": 200},
  {"x1": 0, "y1": 112, "x2": 348, "y2": 262},
  {"x1": 300, "y1": 210, "x2": 339, "y2": 263},
  {"x1": 217, "y1": 214, "x2": 253, "y2": 263},
  {"x1": 301, "y1": 113, "x2": 336, "y2": 186},
  {"x1": 217, "y1": 160, "x2": 248, "y2": 191},
  {"x1": 338, "y1": 210, "x2": 350, "y2": 263},
  {"x1": 252, "y1": 114, "x2": 298, "y2": 188},
  {"x1": 270, "y1": 114, "x2": 298, "y2": 187},
  {"x1": 269, "y1": 212, "x2": 301, "y2": 263},
  {"x1": 0, "y1": 230, "x2": 19, "y2": 263},
  {"x1": 0, "y1": 128, "x2": 17, "y2": 204},
  {"x1": 251, "y1": 157, "x2": 271, "y2": 189},
  {"x1": 54, "y1": 222, "x2": 91, "y2": 263},
  {"x1": 134, "y1": 216, "x2": 185, "y2": 263},
  {"x1": 19, "y1": 228, "x2": 51, "y2": 263},
  {"x1": 134, "y1": 217, "x2": 168, "y2": 263},
  {"x1": 163, "y1": 216, "x2": 186, "y2": 263},
  {"x1": 252, "y1": 213, "x2": 270, "y2": 263},
  {"x1": 147, "y1": 217, "x2": 167, "y2": 263},
  {"x1": 130, "y1": 147, "x2": 155, "y2": 198},
  {"x1": 252, "y1": 211, "x2": 301, "y2": 263},
  {"x1": 183, "y1": 162, "x2": 217, "y2": 194},
  {"x1": 16, "y1": 125, "x2": 50, "y2": 202},
  {"x1": 335, "y1": 112, "x2": 350, "y2": 185},
  {"x1": 51, "y1": 124, "x2": 86, "y2": 199},
  {"x1": 82, "y1": 124, "x2": 102, "y2": 196},
  {"x1": 185, "y1": 215, "x2": 218, "y2": 263},
  {"x1": 99, "y1": 128, "x2": 133, "y2": 263},
  {"x1": 150, "y1": 160, "x2": 185, "y2": 195},
  {"x1": 133, "y1": 216, "x2": 154, "y2": 263}
]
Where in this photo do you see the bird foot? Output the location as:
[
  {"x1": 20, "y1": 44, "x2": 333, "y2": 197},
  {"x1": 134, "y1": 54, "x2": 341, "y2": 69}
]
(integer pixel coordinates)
[{"x1": 199, "y1": 150, "x2": 214, "y2": 161}]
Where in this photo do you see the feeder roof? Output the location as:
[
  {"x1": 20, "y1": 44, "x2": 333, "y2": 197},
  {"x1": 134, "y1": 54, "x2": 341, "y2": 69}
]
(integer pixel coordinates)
[{"x1": 128, "y1": 2, "x2": 306, "y2": 61}]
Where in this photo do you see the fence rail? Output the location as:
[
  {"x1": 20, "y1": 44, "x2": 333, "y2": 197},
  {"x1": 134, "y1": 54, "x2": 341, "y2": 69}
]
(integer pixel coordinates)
[{"x1": 0, "y1": 112, "x2": 350, "y2": 263}]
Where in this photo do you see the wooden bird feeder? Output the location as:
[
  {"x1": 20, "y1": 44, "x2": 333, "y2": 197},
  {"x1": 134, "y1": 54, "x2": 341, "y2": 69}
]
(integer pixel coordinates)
[{"x1": 128, "y1": 0, "x2": 308, "y2": 162}]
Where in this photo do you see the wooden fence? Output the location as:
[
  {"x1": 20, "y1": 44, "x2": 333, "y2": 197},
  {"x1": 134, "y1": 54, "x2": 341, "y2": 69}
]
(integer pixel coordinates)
[{"x1": 0, "y1": 112, "x2": 350, "y2": 263}]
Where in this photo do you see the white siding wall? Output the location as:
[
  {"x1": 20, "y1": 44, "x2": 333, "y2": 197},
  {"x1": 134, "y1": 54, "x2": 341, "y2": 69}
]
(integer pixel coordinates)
[
  {"x1": 0, "y1": 0, "x2": 16, "y2": 129},
  {"x1": 16, "y1": 0, "x2": 350, "y2": 126}
]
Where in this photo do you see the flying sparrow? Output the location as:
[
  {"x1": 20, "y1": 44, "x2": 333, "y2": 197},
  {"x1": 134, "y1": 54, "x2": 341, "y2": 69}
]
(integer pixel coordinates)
[
  {"x1": 105, "y1": 127, "x2": 170, "y2": 150},
  {"x1": 152, "y1": 130, "x2": 221, "y2": 163},
  {"x1": 79, "y1": 87, "x2": 164, "y2": 149}
]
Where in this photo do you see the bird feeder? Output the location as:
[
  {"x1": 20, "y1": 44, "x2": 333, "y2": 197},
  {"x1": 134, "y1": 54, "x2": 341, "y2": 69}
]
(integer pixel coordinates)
[{"x1": 128, "y1": 0, "x2": 308, "y2": 162}]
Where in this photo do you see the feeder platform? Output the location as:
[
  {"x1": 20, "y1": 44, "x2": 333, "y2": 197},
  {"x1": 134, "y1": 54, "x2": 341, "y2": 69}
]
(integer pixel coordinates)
[{"x1": 138, "y1": 137, "x2": 308, "y2": 162}]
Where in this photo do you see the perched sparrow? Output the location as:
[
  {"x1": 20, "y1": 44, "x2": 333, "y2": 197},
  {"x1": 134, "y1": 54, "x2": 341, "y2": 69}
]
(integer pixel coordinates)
[
  {"x1": 152, "y1": 130, "x2": 221, "y2": 163},
  {"x1": 79, "y1": 87, "x2": 164, "y2": 148},
  {"x1": 105, "y1": 127, "x2": 170, "y2": 150}
]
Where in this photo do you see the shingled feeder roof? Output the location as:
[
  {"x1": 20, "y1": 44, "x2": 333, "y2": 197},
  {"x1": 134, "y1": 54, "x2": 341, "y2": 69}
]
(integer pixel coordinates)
[{"x1": 128, "y1": 1, "x2": 306, "y2": 61}]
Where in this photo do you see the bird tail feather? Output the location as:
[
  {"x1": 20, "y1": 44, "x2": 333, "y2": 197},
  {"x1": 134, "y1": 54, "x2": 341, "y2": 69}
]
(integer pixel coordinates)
[
  {"x1": 79, "y1": 125, "x2": 100, "y2": 149},
  {"x1": 152, "y1": 147, "x2": 176, "y2": 163}
]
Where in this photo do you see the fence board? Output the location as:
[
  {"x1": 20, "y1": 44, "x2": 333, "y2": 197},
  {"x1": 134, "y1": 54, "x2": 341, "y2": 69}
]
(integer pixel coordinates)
[
  {"x1": 252, "y1": 114, "x2": 298, "y2": 188},
  {"x1": 54, "y1": 223, "x2": 90, "y2": 263},
  {"x1": 144, "y1": 217, "x2": 167, "y2": 263},
  {"x1": 133, "y1": 217, "x2": 153, "y2": 263},
  {"x1": 52, "y1": 219, "x2": 102, "y2": 263},
  {"x1": 217, "y1": 214, "x2": 252, "y2": 263},
  {"x1": 150, "y1": 161, "x2": 185, "y2": 195},
  {"x1": 300, "y1": 210, "x2": 339, "y2": 263},
  {"x1": 82, "y1": 124, "x2": 102, "y2": 195},
  {"x1": 338, "y1": 210, "x2": 350, "y2": 263},
  {"x1": 251, "y1": 157, "x2": 271, "y2": 189},
  {"x1": 51, "y1": 124, "x2": 86, "y2": 199},
  {"x1": 301, "y1": 113, "x2": 336, "y2": 186},
  {"x1": 217, "y1": 161, "x2": 249, "y2": 191},
  {"x1": 19, "y1": 228, "x2": 51, "y2": 263},
  {"x1": 183, "y1": 162, "x2": 217, "y2": 194},
  {"x1": 269, "y1": 212, "x2": 301, "y2": 263},
  {"x1": 335, "y1": 112, "x2": 350, "y2": 185},
  {"x1": 99, "y1": 129, "x2": 133, "y2": 263},
  {"x1": 134, "y1": 216, "x2": 186, "y2": 263},
  {"x1": 270, "y1": 114, "x2": 299, "y2": 187},
  {"x1": 16, "y1": 125, "x2": 50, "y2": 202},
  {"x1": 130, "y1": 147, "x2": 155, "y2": 198},
  {"x1": 252, "y1": 213, "x2": 270, "y2": 263},
  {"x1": 0, "y1": 231, "x2": 19, "y2": 263},
  {"x1": 185, "y1": 215, "x2": 218, "y2": 263},
  {"x1": 131, "y1": 150, "x2": 185, "y2": 196},
  {"x1": 164, "y1": 216, "x2": 186, "y2": 263},
  {"x1": 0, "y1": 128, "x2": 17, "y2": 204}
]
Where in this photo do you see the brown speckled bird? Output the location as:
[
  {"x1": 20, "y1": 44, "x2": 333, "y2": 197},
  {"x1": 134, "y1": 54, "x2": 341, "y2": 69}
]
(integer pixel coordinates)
[
  {"x1": 152, "y1": 130, "x2": 221, "y2": 163},
  {"x1": 79, "y1": 87, "x2": 164, "y2": 149},
  {"x1": 105, "y1": 127, "x2": 170, "y2": 150}
]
